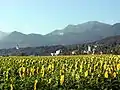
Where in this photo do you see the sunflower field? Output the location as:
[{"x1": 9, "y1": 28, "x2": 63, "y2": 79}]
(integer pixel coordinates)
[{"x1": 0, "y1": 55, "x2": 120, "y2": 90}]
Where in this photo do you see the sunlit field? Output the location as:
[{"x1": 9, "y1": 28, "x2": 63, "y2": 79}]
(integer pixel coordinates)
[{"x1": 0, "y1": 55, "x2": 120, "y2": 90}]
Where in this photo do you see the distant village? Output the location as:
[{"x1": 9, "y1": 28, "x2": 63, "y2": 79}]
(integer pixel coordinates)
[{"x1": 0, "y1": 42, "x2": 117, "y2": 56}]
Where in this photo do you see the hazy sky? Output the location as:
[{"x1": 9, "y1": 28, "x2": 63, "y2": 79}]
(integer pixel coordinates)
[{"x1": 0, "y1": 0, "x2": 120, "y2": 35}]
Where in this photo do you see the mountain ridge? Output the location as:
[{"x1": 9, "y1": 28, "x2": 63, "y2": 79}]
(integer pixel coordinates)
[
  {"x1": 0, "y1": 21, "x2": 120, "y2": 49},
  {"x1": 0, "y1": 21, "x2": 114, "y2": 36}
]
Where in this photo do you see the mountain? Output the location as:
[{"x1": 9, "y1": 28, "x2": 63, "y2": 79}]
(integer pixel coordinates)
[
  {"x1": 0, "y1": 21, "x2": 120, "y2": 49},
  {"x1": 47, "y1": 21, "x2": 112, "y2": 36},
  {"x1": 0, "y1": 31, "x2": 46, "y2": 48},
  {"x1": 46, "y1": 21, "x2": 113, "y2": 44},
  {"x1": 2, "y1": 31, "x2": 26, "y2": 42}
]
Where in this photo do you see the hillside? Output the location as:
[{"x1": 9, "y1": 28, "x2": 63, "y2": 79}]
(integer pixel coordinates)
[{"x1": 94, "y1": 35, "x2": 120, "y2": 45}]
